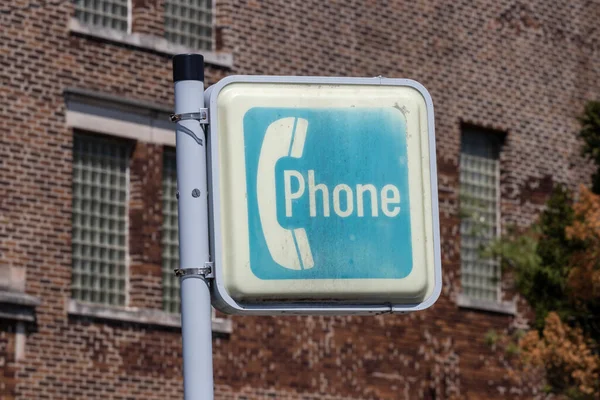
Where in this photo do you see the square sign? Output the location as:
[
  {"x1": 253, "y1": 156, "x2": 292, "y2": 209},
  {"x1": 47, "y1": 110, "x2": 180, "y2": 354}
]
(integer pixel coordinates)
[{"x1": 205, "y1": 76, "x2": 441, "y2": 315}]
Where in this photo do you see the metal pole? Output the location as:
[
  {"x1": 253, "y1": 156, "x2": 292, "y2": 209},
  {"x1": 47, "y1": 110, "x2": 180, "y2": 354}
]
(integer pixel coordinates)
[{"x1": 172, "y1": 53, "x2": 213, "y2": 400}]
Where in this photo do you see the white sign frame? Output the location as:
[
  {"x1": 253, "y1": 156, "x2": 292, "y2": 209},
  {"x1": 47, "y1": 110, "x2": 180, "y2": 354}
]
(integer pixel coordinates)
[{"x1": 204, "y1": 76, "x2": 442, "y2": 315}]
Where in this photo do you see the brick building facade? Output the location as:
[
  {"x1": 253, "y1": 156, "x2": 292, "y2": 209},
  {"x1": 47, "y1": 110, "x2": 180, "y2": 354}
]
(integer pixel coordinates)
[{"x1": 1, "y1": 0, "x2": 599, "y2": 399}]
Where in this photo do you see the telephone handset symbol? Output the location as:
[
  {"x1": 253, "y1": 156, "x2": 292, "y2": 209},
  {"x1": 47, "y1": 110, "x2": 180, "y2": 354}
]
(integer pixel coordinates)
[{"x1": 256, "y1": 117, "x2": 315, "y2": 270}]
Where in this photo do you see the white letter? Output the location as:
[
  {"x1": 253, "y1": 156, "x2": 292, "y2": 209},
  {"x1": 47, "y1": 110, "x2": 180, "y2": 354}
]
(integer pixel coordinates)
[
  {"x1": 333, "y1": 184, "x2": 354, "y2": 217},
  {"x1": 381, "y1": 184, "x2": 401, "y2": 217},
  {"x1": 308, "y1": 170, "x2": 330, "y2": 217},
  {"x1": 284, "y1": 170, "x2": 305, "y2": 217},
  {"x1": 356, "y1": 184, "x2": 378, "y2": 217}
]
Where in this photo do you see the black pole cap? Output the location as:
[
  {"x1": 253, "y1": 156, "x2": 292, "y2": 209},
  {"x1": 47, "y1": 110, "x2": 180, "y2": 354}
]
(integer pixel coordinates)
[{"x1": 173, "y1": 54, "x2": 204, "y2": 82}]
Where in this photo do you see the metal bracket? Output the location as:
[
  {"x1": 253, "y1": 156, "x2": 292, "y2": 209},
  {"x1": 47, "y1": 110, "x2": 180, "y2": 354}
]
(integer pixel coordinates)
[
  {"x1": 174, "y1": 262, "x2": 214, "y2": 279},
  {"x1": 169, "y1": 108, "x2": 209, "y2": 124}
]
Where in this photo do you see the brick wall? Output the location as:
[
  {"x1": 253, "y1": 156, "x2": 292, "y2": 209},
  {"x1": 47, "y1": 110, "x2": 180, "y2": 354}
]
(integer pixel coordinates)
[
  {"x1": 129, "y1": 142, "x2": 164, "y2": 310},
  {"x1": 1, "y1": 0, "x2": 599, "y2": 399},
  {"x1": 0, "y1": 322, "x2": 17, "y2": 400}
]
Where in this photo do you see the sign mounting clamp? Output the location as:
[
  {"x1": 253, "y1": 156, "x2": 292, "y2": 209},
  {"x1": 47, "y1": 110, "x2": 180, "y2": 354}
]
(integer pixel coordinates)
[
  {"x1": 169, "y1": 108, "x2": 209, "y2": 124},
  {"x1": 174, "y1": 262, "x2": 215, "y2": 279}
]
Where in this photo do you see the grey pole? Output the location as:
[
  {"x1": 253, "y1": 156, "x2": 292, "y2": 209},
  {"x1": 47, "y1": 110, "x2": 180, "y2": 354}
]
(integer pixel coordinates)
[{"x1": 172, "y1": 54, "x2": 214, "y2": 400}]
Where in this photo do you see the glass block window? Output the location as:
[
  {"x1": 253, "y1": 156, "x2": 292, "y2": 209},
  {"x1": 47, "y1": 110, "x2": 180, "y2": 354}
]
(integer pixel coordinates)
[
  {"x1": 164, "y1": 0, "x2": 213, "y2": 50},
  {"x1": 162, "y1": 148, "x2": 180, "y2": 313},
  {"x1": 460, "y1": 129, "x2": 502, "y2": 301},
  {"x1": 72, "y1": 133, "x2": 130, "y2": 306},
  {"x1": 73, "y1": 0, "x2": 129, "y2": 32}
]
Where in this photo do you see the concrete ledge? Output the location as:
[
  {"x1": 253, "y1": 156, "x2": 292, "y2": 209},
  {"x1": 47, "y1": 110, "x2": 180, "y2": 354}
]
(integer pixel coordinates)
[
  {"x1": 457, "y1": 294, "x2": 516, "y2": 315},
  {"x1": 0, "y1": 290, "x2": 40, "y2": 322},
  {"x1": 69, "y1": 18, "x2": 233, "y2": 68},
  {"x1": 65, "y1": 87, "x2": 176, "y2": 146},
  {"x1": 0, "y1": 291, "x2": 40, "y2": 307},
  {"x1": 67, "y1": 299, "x2": 232, "y2": 333}
]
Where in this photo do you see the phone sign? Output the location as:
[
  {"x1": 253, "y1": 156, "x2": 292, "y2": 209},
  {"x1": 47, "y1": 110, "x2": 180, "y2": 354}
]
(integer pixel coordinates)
[
  {"x1": 244, "y1": 109, "x2": 413, "y2": 280},
  {"x1": 206, "y1": 76, "x2": 441, "y2": 315}
]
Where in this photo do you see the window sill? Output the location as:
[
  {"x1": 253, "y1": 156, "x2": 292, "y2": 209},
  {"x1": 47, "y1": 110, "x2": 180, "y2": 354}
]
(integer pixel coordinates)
[
  {"x1": 0, "y1": 290, "x2": 40, "y2": 322},
  {"x1": 457, "y1": 294, "x2": 516, "y2": 315},
  {"x1": 67, "y1": 299, "x2": 232, "y2": 334},
  {"x1": 68, "y1": 18, "x2": 233, "y2": 69}
]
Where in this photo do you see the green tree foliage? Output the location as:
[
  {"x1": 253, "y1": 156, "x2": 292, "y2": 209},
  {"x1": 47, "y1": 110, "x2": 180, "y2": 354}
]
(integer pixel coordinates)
[
  {"x1": 579, "y1": 101, "x2": 600, "y2": 194},
  {"x1": 486, "y1": 186, "x2": 580, "y2": 331},
  {"x1": 480, "y1": 101, "x2": 600, "y2": 398},
  {"x1": 531, "y1": 186, "x2": 583, "y2": 330}
]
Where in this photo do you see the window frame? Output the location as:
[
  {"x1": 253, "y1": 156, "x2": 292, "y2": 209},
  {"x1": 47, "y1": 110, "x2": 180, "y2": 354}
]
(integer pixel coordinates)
[
  {"x1": 71, "y1": 130, "x2": 132, "y2": 307},
  {"x1": 73, "y1": 0, "x2": 133, "y2": 34},
  {"x1": 65, "y1": 90, "x2": 232, "y2": 332},
  {"x1": 163, "y1": 0, "x2": 215, "y2": 52},
  {"x1": 457, "y1": 126, "x2": 515, "y2": 314}
]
